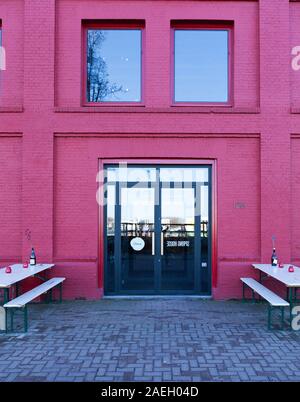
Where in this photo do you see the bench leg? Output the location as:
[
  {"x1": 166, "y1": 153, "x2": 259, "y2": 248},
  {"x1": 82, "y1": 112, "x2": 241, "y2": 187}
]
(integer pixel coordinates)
[
  {"x1": 5, "y1": 308, "x2": 8, "y2": 333},
  {"x1": 45, "y1": 290, "x2": 51, "y2": 304},
  {"x1": 268, "y1": 306, "x2": 272, "y2": 330},
  {"x1": 5, "y1": 308, "x2": 12, "y2": 333},
  {"x1": 59, "y1": 284, "x2": 63, "y2": 303},
  {"x1": 11, "y1": 308, "x2": 14, "y2": 332},
  {"x1": 281, "y1": 307, "x2": 285, "y2": 330},
  {"x1": 49, "y1": 289, "x2": 53, "y2": 304},
  {"x1": 46, "y1": 284, "x2": 63, "y2": 304},
  {"x1": 242, "y1": 284, "x2": 256, "y2": 304},
  {"x1": 15, "y1": 283, "x2": 20, "y2": 298},
  {"x1": 5, "y1": 307, "x2": 28, "y2": 333},
  {"x1": 24, "y1": 306, "x2": 28, "y2": 333},
  {"x1": 288, "y1": 288, "x2": 294, "y2": 328},
  {"x1": 268, "y1": 306, "x2": 286, "y2": 331},
  {"x1": 3, "y1": 288, "x2": 9, "y2": 304},
  {"x1": 242, "y1": 284, "x2": 253, "y2": 303}
]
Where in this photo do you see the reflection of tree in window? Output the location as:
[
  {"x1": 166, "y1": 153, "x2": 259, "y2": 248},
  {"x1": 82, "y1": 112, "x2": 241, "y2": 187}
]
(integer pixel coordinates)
[{"x1": 87, "y1": 30, "x2": 123, "y2": 102}]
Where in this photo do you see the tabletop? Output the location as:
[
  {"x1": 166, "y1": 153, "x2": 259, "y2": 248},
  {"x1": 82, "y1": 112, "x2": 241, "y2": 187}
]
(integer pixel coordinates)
[
  {"x1": 0, "y1": 264, "x2": 54, "y2": 288},
  {"x1": 252, "y1": 264, "x2": 300, "y2": 288}
]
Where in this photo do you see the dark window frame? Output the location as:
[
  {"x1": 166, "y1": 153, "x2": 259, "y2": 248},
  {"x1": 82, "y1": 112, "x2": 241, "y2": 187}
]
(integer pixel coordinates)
[
  {"x1": 171, "y1": 21, "x2": 234, "y2": 106},
  {"x1": 82, "y1": 20, "x2": 145, "y2": 106}
]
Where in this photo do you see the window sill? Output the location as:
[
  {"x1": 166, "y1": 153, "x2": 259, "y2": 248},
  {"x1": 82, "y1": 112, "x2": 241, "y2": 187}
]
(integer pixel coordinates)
[
  {"x1": 54, "y1": 106, "x2": 260, "y2": 114},
  {"x1": 291, "y1": 107, "x2": 300, "y2": 114},
  {"x1": 0, "y1": 106, "x2": 23, "y2": 113}
]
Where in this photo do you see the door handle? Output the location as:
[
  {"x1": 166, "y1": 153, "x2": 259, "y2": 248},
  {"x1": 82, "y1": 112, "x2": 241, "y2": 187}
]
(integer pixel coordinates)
[{"x1": 152, "y1": 232, "x2": 155, "y2": 256}]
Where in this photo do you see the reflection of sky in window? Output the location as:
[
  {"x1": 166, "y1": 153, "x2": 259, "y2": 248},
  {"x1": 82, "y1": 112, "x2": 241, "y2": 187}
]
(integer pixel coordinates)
[
  {"x1": 162, "y1": 187, "x2": 209, "y2": 222},
  {"x1": 107, "y1": 167, "x2": 156, "y2": 182},
  {"x1": 201, "y1": 186, "x2": 209, "y2": 220},
  {"x1": 160, "y1": 168, "x2": 208, "y2": 182},
  {"x1": 93, "y1": 30, "x2": 141, "y2": 102},
  {"x1": 107, "y1": 167, "x2": 209, "y2": 183},
  {"x1": 162, "y1": 188, "x2": 195, "y2": 224},
  {"x1": 175, "y1": 30, "x2": 229, "y2": 102},
  {"x1": 107, "y1": 185, "x2": 115, "y2": 222},
  {"x1": 121, "y1": 188, "x2": 155, "y2": 223}
]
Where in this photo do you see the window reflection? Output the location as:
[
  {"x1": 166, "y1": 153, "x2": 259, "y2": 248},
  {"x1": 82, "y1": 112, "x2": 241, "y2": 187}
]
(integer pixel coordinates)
[
  {"x1": 160, "y1": 167, "x2": 208, "y2": 183},
  {"x1": 107, "y1": 185, "x2": 115, "y2": 236},
  {"x1": 107, "y1": 166, "x2": 207, "y2": 183},
  {"x1": 106, "y1": 185, "x2": 115, "y2": 292},
  {"x1": 121, "y1": 188, "x2": 155, "y2": 224},
  {"x1": 107, "y1": 167, "x2": 156, "y2": 183},
  {"x1": 0, "y1": 28, "x2": 3, "y2": 71},
  {"x1": 161, "y1": 188, "x2": 195, "y2": 238},
  {"x1": 174, "y1": 29, "x2": 229, "y2": 103},
  {"x1": 87, "y1": 29, "x2": 142, "y2": 102},
  {"x1": 121, "y1": 187, "x2": 155, "y2": 291}
]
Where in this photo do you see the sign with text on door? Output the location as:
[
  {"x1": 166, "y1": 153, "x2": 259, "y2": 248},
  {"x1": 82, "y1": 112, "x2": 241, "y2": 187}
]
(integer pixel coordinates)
[{"x1": 166, "y1": 240, "x2": 190, "y2": 247}]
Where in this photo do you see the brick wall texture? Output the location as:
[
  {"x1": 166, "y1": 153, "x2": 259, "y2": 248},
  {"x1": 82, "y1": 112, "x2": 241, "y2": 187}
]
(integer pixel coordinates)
[{"x1": 0, "y1": 0, "x2": 299, "y2": 300}]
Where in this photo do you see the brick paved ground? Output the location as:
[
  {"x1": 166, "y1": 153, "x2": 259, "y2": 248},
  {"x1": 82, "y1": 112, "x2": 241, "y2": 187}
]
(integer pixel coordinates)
[{"x1": 0, "y1": 298, "x2": 300, "y2": 382}]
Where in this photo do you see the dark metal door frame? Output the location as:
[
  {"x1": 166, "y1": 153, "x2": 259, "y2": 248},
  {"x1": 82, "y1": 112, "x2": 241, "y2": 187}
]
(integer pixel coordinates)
[{"x1": 104, "y1": 165, "x2": 212, "y2": 295}]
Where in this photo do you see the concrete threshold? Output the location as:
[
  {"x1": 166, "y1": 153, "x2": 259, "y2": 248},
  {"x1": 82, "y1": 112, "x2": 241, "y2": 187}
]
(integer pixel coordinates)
[{"x1": 103, "y1": 295, "x2": 212, "y2": 300}]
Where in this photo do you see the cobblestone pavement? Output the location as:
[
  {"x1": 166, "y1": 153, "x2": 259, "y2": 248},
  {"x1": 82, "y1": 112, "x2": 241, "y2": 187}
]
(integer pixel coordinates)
[{"x1": 0, "y1": 298, "x2": 300, "y2": 382}]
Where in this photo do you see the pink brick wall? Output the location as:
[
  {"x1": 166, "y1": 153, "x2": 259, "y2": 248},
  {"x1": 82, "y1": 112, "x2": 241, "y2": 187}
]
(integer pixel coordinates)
[
  {"x1": 0, "y1": 0, "x2": 23, "y2": 108},
  {"x1": 291, "y1": 2, "x2": 300, "y2": 108},
  {"x1": 0, "y1": 0, "x2": 298, "y2": 300},
  {"x1": 53, "y1": 135, "x2": 260, "y2": 299},
  {"x1": 0, "y1": 136, "x2": 22, "y2": 261}
]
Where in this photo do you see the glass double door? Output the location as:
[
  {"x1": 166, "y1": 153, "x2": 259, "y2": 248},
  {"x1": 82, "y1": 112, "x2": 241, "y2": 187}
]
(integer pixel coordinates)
[{"x1": 105, "y1": 166, "x2": 211, "y2": 295}]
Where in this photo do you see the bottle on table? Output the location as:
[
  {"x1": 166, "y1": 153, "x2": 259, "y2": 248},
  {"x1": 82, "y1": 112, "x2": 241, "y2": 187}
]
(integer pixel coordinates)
[
  {"x1": 30, "y1": 248, "x2": 37, "y2": 266},
  {"x1": 271, "y1": 248, "x2": 278, "y2": 267}
]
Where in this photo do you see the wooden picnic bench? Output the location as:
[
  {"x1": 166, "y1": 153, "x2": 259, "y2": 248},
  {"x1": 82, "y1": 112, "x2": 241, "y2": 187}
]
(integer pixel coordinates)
[
  {"x1": 252, "y1": 264, "x2": 300, "y2": 327},
  {"x1": 0, "y1": 264, "x2": 55, "y2": 305},
  {"x1": 241, "y1": 278, "x2": 289, "y2": 330},
  {"x1": 4, "y1": 277, "x2": 65, "y2": 332}
]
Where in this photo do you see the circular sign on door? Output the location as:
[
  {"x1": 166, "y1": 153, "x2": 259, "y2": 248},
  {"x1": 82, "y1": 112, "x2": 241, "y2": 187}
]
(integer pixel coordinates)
[{"x1": 130, "y1": 237, "x2": 145, "y2": 251}]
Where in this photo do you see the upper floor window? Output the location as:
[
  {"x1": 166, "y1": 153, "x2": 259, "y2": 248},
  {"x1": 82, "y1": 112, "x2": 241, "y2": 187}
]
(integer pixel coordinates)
[
  {"x1": 86, "y1": 22, "x2": 143, "y2": 104},
  {"x1": 173, "y1": 23, "x2": 231, "y2": 104},
  {"x1": 0, "y1": 24, "x2": 3, "y2": 71}
]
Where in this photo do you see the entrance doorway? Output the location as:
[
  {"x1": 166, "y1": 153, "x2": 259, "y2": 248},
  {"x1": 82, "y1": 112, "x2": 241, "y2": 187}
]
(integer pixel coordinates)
[{"x1": 104, "y1": 165, "x2": 212, "y2": 295}]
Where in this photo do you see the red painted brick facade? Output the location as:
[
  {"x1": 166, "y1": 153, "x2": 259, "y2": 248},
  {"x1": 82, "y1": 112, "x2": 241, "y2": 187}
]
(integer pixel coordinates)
[{"x1": 0, "y1": 0, "x2": 299, "y2": 300}]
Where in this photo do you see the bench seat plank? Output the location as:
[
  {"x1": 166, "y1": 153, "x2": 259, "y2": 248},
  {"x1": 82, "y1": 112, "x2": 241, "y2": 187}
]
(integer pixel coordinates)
[
  {"x1": 241, "y1": 278, "x2": 289, "y2": 307},
  {"x1": 4, "y1": 277, "x2": 65, "y2": 308}
]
